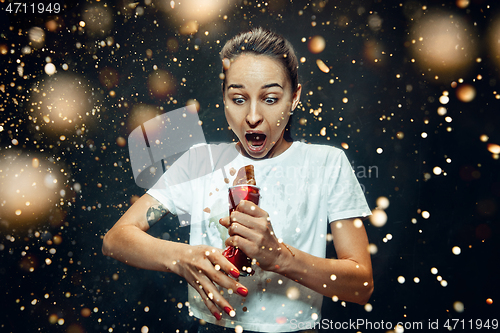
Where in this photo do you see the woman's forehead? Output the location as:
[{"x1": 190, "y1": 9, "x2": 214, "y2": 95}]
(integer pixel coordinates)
[{"x1": 225, "y1": 53, "x2": 289, "y2": 89}]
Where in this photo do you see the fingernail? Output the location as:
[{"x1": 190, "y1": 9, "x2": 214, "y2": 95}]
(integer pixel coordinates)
[
  {"x1": 230, "y1": 268, "x2": 240, "y2": 278},
  {"x1": 237, "y1": 287, "x2": 248, "y2": 297},
  {"x1": 213, "y1": 311, "x2": 222, "y2": 320},
  {"x1": 224, "y1": 306, "x2": 232, "y2": 315},
  {"x1": 219, "y1": 218, "x2": 222, "y2": 224}
]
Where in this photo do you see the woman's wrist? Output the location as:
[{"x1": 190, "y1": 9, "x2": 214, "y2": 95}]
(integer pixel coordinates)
[{"x1": 269, "y1": 241, "x2": 295, "y2": 275}]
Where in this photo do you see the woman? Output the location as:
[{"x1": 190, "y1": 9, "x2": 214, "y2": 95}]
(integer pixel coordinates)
[{"x1": 102, "y1": 27, "x2": 373, "y2": 332}]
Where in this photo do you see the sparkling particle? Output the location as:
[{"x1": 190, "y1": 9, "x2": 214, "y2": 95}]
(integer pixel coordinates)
[
  {"x1": 453, "y1": 301, "x2": 464, "y2": 312},
  {"x1": 397, "y1": 276, "x2": 405, "y2": 284},
  {"x1": 486, "y1": 298, "x2": 493, "y2": 305},
  {"x1": 364, "y1": 303, "x2": 373, "y2": 312},
  {"x1": 437, "y1": 106, "x2": 447, "y2": 116},
  {"x1": 308, "y1": 36, "x2": 326, "y2": 54},
  {"x1": 368, "y1": 244, "x2": 378, "y2": 254},
  {"x1": 456, "y1": 84, "x2": 476, "y2": 102},
  {"x1": 439, "y1": 95, "x2": 450, "y2": 104},
  {"x1": 421, "y1": 211, "x2": 430, "y2": 219},
  {"x1": 330, "y1": 274, "x2": 337, "y2": 281},
  {"x1": 286, "y1": 287, "x2": 300, "y2": 300},
  {"x1": 433, "y1": 166, "x2": 442, "y2": 175},
  {"x1": 141, "y1": 326, "x2": 149, "y2": 333},
  {"x1": 414, "y1": 277, "x2": 420, "y2": 283},
  {"x1": 376, "y1": 196, "x2": 389, "y2": 209},
  {"x1": 452, "y1": 246, "x2": 461, "y2": 255},
  {"x1": 456, "y1": 0, "x2": 470, "y2": 9},
  {"x1": 235, "y1": 325, "x2": 243, "y2": 333},
  {"x1": 431, "y1": 267, "x2": 438, "y2": 275},
  {"x1": 369, "y1": 209, "x2": 387, "y2": 227},
  {"x1": 44, "y1": 63, "x2": 56, "y2": 75},
  {"x1": 316, "y1": 59, "x2": 329, "y2": 73},
  {"x1": 487, "y1": 143, "x2": 500, "y2": 154}
]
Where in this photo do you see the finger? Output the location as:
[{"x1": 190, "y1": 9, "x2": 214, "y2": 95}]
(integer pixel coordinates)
[
  {"x1": 225, "y1": 235, "x2": 255, "y2": 255},
  {"x1": 227, "y1": 219, "x2": 260, "y2": 244},
  {"x1": 229, "y1": 210, "x2": 259, "y2": 229},
  {"x1": 209, "y1": 250, "x2": 240, "y2": 278},
  {"x1": 188, "y1": 276, "x2": 224, "y2": 321},
  {"x1": 235, "y1": 200, "x2": 267, "y2": 218},
  {"x1": 192, "y1": 267, "x2": 240, "y2": 319},
  {"x1": 205, "y1": 251, "x2": 250, "y2": 296},
  {"x1": 219, "y1": 216, "x2": 231, "y2": 228}
]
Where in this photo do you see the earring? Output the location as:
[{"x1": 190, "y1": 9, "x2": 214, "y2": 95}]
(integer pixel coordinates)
[{"x1": 289, "y1": 109, "x2": 294, "y2": 116}]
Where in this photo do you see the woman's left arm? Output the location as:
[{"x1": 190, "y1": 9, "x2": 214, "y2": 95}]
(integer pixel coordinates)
[{"x1": 220, "y1": 200, "x2": 374, "y2": 305}]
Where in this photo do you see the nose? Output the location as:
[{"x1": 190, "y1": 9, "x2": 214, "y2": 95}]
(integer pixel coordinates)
[{"x1": 245, "y1": 101, "x2": 263, "y2": 128}]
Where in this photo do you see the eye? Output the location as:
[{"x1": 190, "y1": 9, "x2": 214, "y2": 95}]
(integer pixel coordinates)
[
  {"x1": 232, "y1": 97, "x2": 245, "y2": 105},
  {"x1": 264, "y1": 97, "x2": 278, "y2": 105}
]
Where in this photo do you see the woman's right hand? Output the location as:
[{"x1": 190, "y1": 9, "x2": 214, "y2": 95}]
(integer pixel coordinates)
[{"x1": 171, "y1": 243, "x2": 249, "y2": 320}]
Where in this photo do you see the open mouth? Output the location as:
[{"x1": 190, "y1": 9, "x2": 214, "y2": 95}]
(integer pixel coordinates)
[{"x1": 245, "y1": 132, "x2": 267, "y2": 152}]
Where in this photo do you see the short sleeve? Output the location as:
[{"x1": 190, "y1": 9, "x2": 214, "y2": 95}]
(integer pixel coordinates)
[
  {"x1": 326, "y1": 150, "x2": 371, "y2": 222},
  {"x1": 146, "y1": 149, "x2": 193, "y2": 217}
]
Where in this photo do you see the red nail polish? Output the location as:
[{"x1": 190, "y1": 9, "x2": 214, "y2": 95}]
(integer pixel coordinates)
[
  {"x1": 213, "y1": 311, "x2": 222, "y2": 320},
  {"x1": 230, "y1": 268, "x2": 240, "y2": 278},
  {"x1": 224, "y1": 306, "x2": 232, "y2": 315},
  {"x1": 237, "y1": 287, "x2": 248, "y2": 297}
]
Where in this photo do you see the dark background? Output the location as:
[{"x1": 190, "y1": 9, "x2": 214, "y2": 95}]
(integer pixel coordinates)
[{"x1": 1, "y1": 0, "x2": 499, "y2": 332}]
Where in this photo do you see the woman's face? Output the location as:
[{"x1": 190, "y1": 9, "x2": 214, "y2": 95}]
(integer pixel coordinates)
[{"x1": 223, "y1": 53, "x2": 301, "y2": 159}]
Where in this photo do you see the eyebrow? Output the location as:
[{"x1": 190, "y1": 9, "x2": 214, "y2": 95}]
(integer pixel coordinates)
[{"x1": 227, "y1": 83, "x2": 284, "y2": 90}]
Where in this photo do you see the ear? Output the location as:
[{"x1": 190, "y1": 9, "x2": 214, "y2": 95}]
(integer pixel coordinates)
[{"x1": 291, "y1": 84, "x2": 302, "y2": 111}]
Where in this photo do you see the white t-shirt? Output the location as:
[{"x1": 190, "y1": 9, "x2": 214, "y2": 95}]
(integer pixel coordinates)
[{"x1": 147, "y1": 141, "x2": 371, "y2": 332}]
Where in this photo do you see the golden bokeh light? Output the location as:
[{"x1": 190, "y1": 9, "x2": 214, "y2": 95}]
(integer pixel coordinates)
[
  {"x1": 409, "y1": 11, "x2": 477, "y2": 81},
  {"x1": 316, "y1": 59, "x2": 330, "y2": 73},
  {"x1": 456, "y1": 0, "x2": 469, "y2": 9},
  {"x1": 487, "y1": 143, "x2": 500, "y2": 154},
  {"x1": 179, "y1": 21, "x2": 199, "y2": 35},
  {"x1": 127, "y1": 104, "x2": 162, "y2": 133},
  {"x1": 488, "y1": 16, "x2": 500, "y2": 72},
  {"x1": 376, "y1": 196, "x2": 390, "y2": 209},
  {"x1": 456, "y1": 84, "x2": 476, "y2": 102},
  {"x1": 0, "y1": 153, "x2": 62, "y2": 226},
  {"x1": 308, "y1": 35, "x2": 326, "y2": 54},
  {"x1": 99, "y1": 67, "x2": 120, "y2": 89},
  {"x1": 186, "y1": 99, "x2": 200, "y2": 113},
  {"x1": 156, "y1": 0, "x2": 232, "y2": 25},
  {"x1": 82, "y1": 4, "x2": 114, "y2": 35},
  {"x1": 30, "y1": 74, "x2": 91, "y2": 135},
  {"x1": 369, "y1": 208, "x2": 387, "y2": 227},
  {"x1": 148, "y1": 69, "x2": 176, "y2": 98},
  {"x1": 28, "y1": 27, "x2": 45, "y2": 48}
]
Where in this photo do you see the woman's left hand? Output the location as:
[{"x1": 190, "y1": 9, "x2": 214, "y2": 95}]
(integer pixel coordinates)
[{"x1": 219, "y1": 200, "x2": 284, "y2": 272}]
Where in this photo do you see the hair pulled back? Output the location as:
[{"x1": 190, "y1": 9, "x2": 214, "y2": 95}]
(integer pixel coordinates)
[{"x1": 220, "y1": 27, "x2": 299, "y2": 93}]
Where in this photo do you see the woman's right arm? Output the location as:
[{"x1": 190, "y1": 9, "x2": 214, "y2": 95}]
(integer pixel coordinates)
[
  {"x1": 102, "y1": 193, "x2": 247, "y2": 320},
  {"x1": 102, "y1": 193, "x2": 178, "y2": 271}
]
